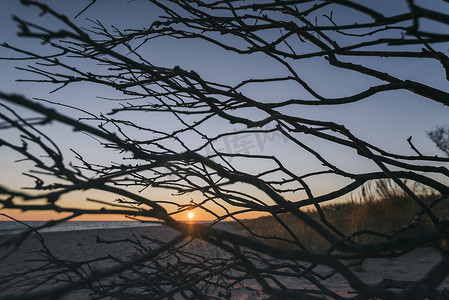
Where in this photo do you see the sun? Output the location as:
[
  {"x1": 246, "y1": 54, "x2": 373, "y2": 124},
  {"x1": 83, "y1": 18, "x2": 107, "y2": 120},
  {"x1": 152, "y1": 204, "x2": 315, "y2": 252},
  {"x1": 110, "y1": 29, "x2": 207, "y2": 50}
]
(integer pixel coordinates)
[{"x1": 187, "y1": 212, "x2": 194, "y2": 220}]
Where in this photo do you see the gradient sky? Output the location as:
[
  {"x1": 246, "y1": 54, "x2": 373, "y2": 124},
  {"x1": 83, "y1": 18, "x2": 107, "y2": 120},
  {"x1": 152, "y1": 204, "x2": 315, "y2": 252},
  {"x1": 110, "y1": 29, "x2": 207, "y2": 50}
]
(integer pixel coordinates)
[{"x1": 1, "y1": 1, "x2": 449, "y2": 221}]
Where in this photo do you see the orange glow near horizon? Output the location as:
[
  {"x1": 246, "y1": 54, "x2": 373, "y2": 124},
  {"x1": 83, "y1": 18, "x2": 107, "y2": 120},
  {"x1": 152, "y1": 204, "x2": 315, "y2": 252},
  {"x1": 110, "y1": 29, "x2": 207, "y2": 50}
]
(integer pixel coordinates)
[
  {"x1": 0, "y1": 208, "x2": 214, "y2": 222},
  {"x1": 0, "y1": 208, "x2": 269, "y2": 222},
  {"x1": 0, "y1": 197, "x2": 273, "y2": 222},
  {"x1": 0, "y1": 209, "x2": 132, "y2": 221}
]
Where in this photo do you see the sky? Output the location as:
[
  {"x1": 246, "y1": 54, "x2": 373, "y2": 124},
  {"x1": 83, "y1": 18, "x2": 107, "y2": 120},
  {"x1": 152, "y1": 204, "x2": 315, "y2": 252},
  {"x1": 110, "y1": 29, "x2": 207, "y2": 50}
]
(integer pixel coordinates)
[{"x1": 0, "y1": 1, "x2": 448, "y2": 221}]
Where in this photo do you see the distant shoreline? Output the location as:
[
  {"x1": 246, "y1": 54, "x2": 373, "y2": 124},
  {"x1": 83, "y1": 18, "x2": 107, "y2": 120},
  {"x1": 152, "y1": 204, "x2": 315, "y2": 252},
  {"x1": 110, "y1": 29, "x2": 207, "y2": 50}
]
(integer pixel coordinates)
[
  {"x1": 0, "y1": 220, "x2": 163, "y2": 235},
  {"x1": 0, "y1": 220, "x2": 222, "y2": 236}
]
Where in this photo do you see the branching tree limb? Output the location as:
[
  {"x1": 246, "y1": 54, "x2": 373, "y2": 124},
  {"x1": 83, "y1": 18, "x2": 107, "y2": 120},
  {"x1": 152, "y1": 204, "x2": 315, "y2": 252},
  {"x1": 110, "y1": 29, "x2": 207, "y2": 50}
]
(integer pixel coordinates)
[{"x1": 1, "y1": 1, "x2": 449, "y2": 299}]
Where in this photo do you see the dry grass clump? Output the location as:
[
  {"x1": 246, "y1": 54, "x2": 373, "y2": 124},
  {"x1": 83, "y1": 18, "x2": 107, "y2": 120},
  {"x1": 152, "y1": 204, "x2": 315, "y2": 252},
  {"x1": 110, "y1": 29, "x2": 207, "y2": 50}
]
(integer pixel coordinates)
[{"x1": 243, "y1": 180, "x2": 448, "y2": 252}]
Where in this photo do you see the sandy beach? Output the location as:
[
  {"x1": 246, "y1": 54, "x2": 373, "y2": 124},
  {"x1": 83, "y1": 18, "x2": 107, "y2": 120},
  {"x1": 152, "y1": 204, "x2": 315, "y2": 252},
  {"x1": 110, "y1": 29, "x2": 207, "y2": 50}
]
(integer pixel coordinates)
[{"x1": 1, "y1": 225, "x2": 449, "y2": 299}]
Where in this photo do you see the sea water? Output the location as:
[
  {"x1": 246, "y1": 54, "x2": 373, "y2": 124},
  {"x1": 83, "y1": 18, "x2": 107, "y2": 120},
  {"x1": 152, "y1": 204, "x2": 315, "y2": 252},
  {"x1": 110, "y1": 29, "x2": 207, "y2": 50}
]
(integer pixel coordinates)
[{"x1": 0, "y1": 220, "x2": 161, "y2": 235}]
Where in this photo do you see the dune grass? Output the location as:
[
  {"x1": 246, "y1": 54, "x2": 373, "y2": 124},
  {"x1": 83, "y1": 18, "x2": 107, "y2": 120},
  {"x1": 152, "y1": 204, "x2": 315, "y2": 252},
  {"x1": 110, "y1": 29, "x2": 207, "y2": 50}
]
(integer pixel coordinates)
[{"x1": 242, "y1": 180, "x2": 449, "y2": 252}]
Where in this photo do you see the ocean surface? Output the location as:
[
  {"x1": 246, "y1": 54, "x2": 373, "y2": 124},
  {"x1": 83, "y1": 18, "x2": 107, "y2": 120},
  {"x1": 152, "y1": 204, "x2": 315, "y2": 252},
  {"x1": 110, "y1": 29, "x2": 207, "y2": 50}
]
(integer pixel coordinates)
[{"x1": 0, "y1": 221, "x2": 161, "y2": 235}]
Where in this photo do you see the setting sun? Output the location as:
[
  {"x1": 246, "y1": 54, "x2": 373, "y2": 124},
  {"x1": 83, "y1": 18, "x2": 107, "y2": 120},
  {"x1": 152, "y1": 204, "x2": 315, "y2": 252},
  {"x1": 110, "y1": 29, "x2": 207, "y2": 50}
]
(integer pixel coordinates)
[{"x1": 187, "y1": 212, "x2": 194, "y2": 219}]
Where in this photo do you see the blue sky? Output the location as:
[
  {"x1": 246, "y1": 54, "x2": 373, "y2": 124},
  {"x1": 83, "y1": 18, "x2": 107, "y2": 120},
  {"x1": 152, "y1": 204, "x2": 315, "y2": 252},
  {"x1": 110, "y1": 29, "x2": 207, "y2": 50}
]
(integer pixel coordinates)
[{"x1": 1, "y1": 1, "x2": 448, "y2": 220}]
